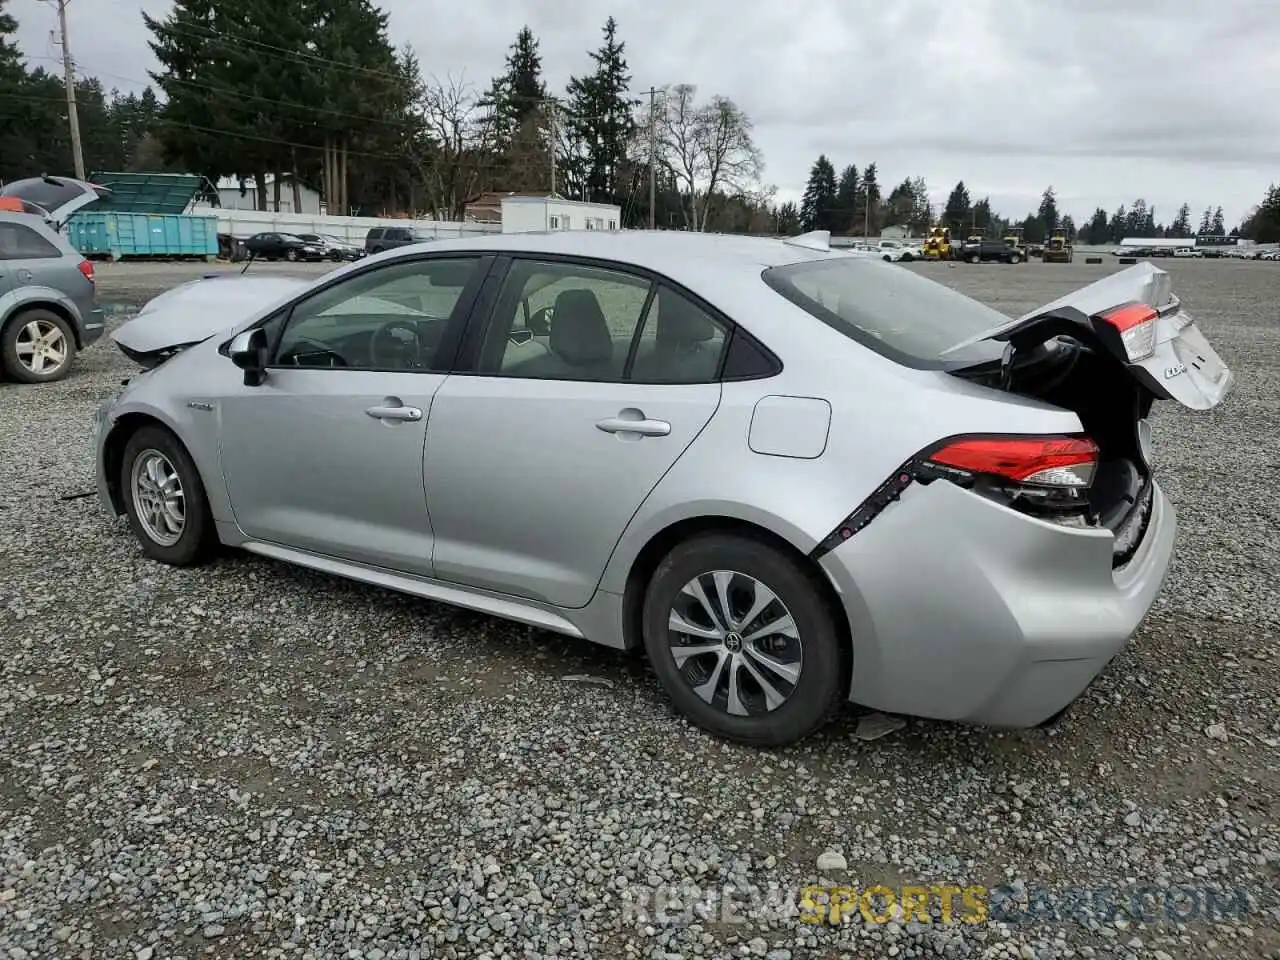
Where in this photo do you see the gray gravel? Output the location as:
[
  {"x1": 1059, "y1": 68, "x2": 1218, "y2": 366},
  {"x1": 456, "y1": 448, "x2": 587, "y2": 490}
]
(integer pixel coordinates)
[{"x1": 2, "y1": 257, "x2": 1278, "y2": 959}]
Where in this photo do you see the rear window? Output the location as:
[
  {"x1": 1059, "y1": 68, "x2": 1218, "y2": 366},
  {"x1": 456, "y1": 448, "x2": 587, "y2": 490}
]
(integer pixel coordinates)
[{"x1": 761, "y1": 257, "x2": 1010, "y2": 368}]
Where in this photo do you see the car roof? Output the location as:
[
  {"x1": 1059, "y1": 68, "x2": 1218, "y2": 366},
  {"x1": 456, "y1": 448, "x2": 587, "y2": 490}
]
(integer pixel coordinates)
[{"x1": 382, "y1": 230, "x2": 846, "y2": 278}]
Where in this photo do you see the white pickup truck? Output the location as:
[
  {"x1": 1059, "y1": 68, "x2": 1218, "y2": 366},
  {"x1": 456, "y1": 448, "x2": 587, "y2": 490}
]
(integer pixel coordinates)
[
  {"x1": 852, "y1": 239, "x2": 919, "y2": 262},
  {"x1": 1173, "y1": 247, "x2": 1204, "y2": 258}
]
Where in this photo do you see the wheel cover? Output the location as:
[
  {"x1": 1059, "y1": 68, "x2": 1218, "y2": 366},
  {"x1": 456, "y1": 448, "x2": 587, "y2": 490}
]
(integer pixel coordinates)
[
  {"x1": 667, "y1": 570, "x2": 803, "y2": 717},
  {"x1": 13, "y1": 318, "x2": 68, "y2": 375},
  {"x1": 130, "y1": 449, "x2": 186, "y2": 546}
]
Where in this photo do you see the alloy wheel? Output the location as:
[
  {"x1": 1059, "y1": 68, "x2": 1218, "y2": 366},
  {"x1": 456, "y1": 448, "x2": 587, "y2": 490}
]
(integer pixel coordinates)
[
  {"x1": 14, "y1": 318, "x2": 69, "y2": 376},
  {"x1": 130, "y1": 449, "x2": 186, "y2": 546},
  {"x1": 667, "y1": 570, "x2": 803, "y2": 717}
]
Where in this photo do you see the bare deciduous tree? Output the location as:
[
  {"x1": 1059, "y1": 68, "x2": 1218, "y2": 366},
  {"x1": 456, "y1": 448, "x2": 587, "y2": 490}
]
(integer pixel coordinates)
[
  {"x1": 417, "y1": 73, "x2": 497, "y2": 220},
  {"x1": 655, "y1": 84, "x2": 763, "y2": 231}
]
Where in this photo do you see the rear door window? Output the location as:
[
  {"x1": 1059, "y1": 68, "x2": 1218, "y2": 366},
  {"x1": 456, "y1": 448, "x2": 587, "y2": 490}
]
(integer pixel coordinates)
[
  {"x1": 0, "y1": 222, "x2": 62, "y2": 259},
  {"x1": 761, "y1": 256, "x2": 1009, "y2": 368}
]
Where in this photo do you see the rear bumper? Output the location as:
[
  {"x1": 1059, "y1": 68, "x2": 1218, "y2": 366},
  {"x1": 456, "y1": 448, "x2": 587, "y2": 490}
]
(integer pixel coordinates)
[
  {"x1": 80, "y1": 306, "x2": 106, "y2": 346},
  {"x1": 819, "y1": 478, "x2": 1176, "y2": 727}
]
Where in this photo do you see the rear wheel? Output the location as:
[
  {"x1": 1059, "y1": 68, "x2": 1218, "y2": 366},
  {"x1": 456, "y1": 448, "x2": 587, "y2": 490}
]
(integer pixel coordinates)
[
  {"x1": 285, "y1": 248, "x2": 299, "y2": 262},
  {"x1": 120, "y1": 426, "x2": 218, "y2": 566},
  {"x1": 642, "y1": 533, "x2": 846, "y2": 746},
  {"x1": 967, "y1": 253, "x2": 980, "y2": 264},
  {"x1": 1, "y1": 309, "x2": 77, "y2": 384}
]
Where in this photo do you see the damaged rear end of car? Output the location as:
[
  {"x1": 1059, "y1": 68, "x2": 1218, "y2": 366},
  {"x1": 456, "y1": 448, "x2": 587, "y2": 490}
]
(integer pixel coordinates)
[{"x1": 763, "y1": 257, "x2": 1232, "y2": 727}]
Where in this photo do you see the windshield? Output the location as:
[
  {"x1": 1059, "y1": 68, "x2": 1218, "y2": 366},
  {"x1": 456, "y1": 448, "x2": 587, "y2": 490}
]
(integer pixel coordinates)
[{"x1": 761, "y1": 257, "x2": 1009, "y2": 368}]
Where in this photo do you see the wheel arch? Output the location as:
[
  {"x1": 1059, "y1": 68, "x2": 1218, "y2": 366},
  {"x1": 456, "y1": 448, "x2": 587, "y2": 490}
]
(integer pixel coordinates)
[
  {"x1": 2, "y1": 297, "x2": 82, "y2": 348},
  {"x1": 618, "y1": 515, "x2": 854, "y2": 688}
]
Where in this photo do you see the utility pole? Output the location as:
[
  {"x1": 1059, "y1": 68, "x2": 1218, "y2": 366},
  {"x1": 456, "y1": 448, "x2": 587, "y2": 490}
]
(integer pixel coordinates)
[
  {"x1": 547, "y1": 100, "x2": 557, "y2": 197},
  {"x1": 53, "y1": 0, "x2": 85, "y2": 179},
  {"x1": 645, "y1": 86, "x2": 659, "y2": 230}
]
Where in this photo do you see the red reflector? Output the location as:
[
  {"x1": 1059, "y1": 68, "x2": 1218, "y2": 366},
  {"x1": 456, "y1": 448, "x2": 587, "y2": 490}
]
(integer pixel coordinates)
[
  {"x1": 77, "y1": 259, "x2": 94, "y2": 283},
  {"x1": 929, "y1": 436, "x2": 1099, "y2": 485},
  {"x1": 1101, "y1": 303, "x2": 1156, "y2": 333}
]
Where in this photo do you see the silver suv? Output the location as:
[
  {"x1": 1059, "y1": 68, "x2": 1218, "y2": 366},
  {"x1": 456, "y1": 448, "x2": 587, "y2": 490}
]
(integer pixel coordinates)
[{"x1": 0, "y1": 176, "x2": 107, "y2": 383}]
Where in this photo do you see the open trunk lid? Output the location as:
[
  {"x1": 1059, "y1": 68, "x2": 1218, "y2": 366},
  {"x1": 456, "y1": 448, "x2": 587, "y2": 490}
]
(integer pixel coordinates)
[
  {"x1": 0, "y1": 175, "x2": 113, "y2": 226},
  {"x1": 943, "y1": 262, "x2": 1232, "y2": 411},
  {"x1": 943, "y1": 262, "x2": 1231, "y2": 567}
]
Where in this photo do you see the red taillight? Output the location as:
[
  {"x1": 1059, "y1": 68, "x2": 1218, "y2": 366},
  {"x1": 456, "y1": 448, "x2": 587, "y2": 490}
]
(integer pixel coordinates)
[
  {"x1": 928, "y1": 435, "x2": 1099, "y2": 488},
  {"x1": 1100, "y1": 302, "x2": 1157, "y2": 362},
  {"x1": 77, "y1": 259, "x2": 94, "y2": 284}
]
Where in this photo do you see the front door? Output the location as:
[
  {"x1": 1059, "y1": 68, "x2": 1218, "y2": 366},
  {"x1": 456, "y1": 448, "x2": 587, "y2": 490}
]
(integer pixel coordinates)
[
  {"x1": 218, "y1": 254, "x2": 491, "y2": 576},
  {"x1": 424, "y1": 257, "x2": 729, "y2": 608}
]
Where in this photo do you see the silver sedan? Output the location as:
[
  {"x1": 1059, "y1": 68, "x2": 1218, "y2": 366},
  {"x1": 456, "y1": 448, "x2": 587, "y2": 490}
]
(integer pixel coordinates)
[{"x1": 95, "y1": 230, "x2": 1232, "y2": 745}]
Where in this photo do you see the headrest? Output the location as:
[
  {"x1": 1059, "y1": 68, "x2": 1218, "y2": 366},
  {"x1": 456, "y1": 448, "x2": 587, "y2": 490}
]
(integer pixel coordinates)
[
  {"x1": 656, "y1": 290, "x2": 716, "y2": 343},
  {"x1": 551, "y1": 289, "x2": 613, "y2": 365}
]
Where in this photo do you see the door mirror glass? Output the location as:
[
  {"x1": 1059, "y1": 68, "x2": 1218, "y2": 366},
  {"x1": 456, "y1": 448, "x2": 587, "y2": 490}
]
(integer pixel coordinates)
[{"x1": 229, "y1": 328, "x2": 269, "y2": 385}]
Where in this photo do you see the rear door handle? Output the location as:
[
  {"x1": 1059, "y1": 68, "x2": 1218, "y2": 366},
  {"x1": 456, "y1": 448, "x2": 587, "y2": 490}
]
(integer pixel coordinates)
[
  {"x1": 596, "y1": 411, "x2": 671, "y2": 437},
  {"x1": 366, "y1": 404, "x2": 423, "y2": 422}
]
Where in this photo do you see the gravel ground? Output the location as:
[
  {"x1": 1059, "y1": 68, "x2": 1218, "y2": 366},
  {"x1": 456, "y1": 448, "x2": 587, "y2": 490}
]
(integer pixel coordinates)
[{"x1": 2, "y1": 257, "x2": 1278, "y2": 960}]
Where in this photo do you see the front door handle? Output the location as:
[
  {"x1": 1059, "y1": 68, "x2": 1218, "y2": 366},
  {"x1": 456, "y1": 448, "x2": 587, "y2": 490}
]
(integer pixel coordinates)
[
  {"x1": 596, "y1": 409, "x2": 671, "y2": 437},
  {"x1": 366, "y1": 403, "x2": 423, "y2": 422}
]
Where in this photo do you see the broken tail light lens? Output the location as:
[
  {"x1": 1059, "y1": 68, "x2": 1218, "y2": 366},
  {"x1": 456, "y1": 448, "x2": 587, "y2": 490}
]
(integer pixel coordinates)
[
  {"x1": 927, "y1": 435, "x2": 1099, "y2": 488},
  {"x1": 1100, "y1": 302, "x2": 1157, "y2": 362},
  {"x1": 812, "y1": 434, "x2": 1100, "y2": 558}
]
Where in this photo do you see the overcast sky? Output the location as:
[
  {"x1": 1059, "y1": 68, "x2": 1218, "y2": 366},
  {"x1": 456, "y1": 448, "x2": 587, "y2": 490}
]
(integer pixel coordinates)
[{"x1": 12, "y1": 0, "x2": 1280, "y2": 227}]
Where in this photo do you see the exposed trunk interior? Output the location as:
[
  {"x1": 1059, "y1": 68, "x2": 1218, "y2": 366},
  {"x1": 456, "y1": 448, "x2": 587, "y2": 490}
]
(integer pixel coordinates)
[{"x1": 950, "y1": 334, "x2": 1155, "y2": 566}]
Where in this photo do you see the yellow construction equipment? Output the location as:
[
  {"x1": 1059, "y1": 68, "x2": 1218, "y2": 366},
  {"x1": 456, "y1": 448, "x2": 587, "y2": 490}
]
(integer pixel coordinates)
[
  {"x1": 922, "y1": 226, "x2": 954, "y2": 260},
  {"x1": 1042, "y1": 228, "x2": 1074, "y2": 263},
  {"x1": 1003, "y1": 227, "x2": 1028, "y2": 261}
]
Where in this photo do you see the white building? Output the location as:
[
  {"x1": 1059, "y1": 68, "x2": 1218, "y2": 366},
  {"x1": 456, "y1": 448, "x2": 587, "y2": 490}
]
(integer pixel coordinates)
[
  {"x1": 215, "y1": 175, "x2": 324, "y2": 215},
  {"x1": 500, "y1": 195, "x2": 622, "y2": 234}
]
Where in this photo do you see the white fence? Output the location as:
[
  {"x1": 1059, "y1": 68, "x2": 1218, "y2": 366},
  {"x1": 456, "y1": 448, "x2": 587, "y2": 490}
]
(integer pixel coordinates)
[{"x1": 190, "y1": 206, "x2": 502, "y2": 243}]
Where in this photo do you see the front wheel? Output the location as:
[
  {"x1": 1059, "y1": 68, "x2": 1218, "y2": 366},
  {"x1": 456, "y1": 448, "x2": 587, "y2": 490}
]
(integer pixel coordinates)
[
  {"x1": 285, "y1": 248, "x2": 299, "y2": 262},
  {"x1": 1009, "y1": 253, "x2": 1023, "y2": 264},
  {"x1": 121, "y1": 426, "x2": 218, "y2": 566},
  {"x1": 1, "y1": 309, "x2": 77, "y2": 384},
  {"x1": 967, "y1": 253, "x2": 980, "y2": 264},
  {"x1": 642, "y1": 533, "x2": 847, "y2": 746}
]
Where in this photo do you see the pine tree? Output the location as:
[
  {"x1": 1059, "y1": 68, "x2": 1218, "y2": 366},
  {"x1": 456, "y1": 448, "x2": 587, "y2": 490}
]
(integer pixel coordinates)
[
  {"x1": 485, "y1": 26, "x2": 547, "y2": 146},
  {"x1": 774, "y1": 200, "x2": 801, "y2": 234},
  {"x1": 564, "y1": 18, "x2": 636, "y2": 205},
  {"x1": 1037, "y1": 186, "x2": 1059, "y2": 234},
  {"x1": 833, "y1": 164, "x2": 858, "y2": 234},
  {"x1": 1084, "y1": 207, "x2": 1108, "y2": 244},
  {"x1": 799, "y1": 155, "x2": 837, "y2": 232},
  {"x1": 972, "y1": 197, "x2": 993, "y2": 235},
  {"x1": 1169, "y1": 203, "x2": 1191, "y2": 238},
  {"x1": 859, "y1": 162, "x2": 880, "y2": 235},
  {"x1": 942, "y1": 180, "x2": 972, "y2": 233},
  {"x1": 1198, "y1": 207, "x2": 1212, "y2": 234},
  {"x1": 1210, "y1": 206, "x2": 1225, "y2": 235}
]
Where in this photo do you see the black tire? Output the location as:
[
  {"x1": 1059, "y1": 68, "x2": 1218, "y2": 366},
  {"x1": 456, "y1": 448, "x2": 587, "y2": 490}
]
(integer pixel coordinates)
[
  {"x1": 1, "y1": 308, "x2": 77, "y2": 384},
  {"x1": 642, "y1": 533, "x2": 846, "y2": 746},
  {"x1": 967, "y1": 253, "x2": 980, "y2": 264},
  {"x1": 285, "y1": 248, "x2": 299, "y2": 262},
  {"x1": 120, "y1": 425, "x2": 218, "y2": 566},
  {"x1": 1009, "y1": 253, "x2": 1022, "y2": 264}
]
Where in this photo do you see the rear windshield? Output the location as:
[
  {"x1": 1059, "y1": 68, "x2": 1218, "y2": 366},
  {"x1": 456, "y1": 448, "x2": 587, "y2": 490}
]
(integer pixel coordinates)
[{"x1": 761, "y1": 257, "x2": 1010, "y2": 368}]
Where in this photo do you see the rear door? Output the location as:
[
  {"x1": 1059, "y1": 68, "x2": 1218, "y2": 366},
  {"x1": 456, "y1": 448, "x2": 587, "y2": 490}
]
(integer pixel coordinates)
[{"x1": 422, "y1": 256, "x2": 729, "y2": 608}]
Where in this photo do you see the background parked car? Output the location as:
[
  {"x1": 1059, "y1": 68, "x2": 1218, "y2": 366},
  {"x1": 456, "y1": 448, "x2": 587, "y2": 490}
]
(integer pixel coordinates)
[
  {"x1": 0, "y1": 176, "x2": 108, "y2": 384},
  {"x1": 364, "y1": 225, "x2": 435, "y2": 255},
  {"x1": 242, "y1": 232, "x2": 326, "y2": 262},
  {"x1": 295, "y1": 233, "x2": 364, "y2": 262},
  {"x1": 0, "y1": 212, "x2": 102, "y2": 383},
  {"x1": 959, "y1": 239, "x2": 1023, "y2": 264}
]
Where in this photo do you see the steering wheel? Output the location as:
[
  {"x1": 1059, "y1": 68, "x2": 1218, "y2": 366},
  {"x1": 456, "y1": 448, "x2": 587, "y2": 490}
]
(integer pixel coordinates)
[
  {"x1": 370, "y1": 320, "x2": 425, "y2": 369},
  {"x1": 527, "y1": 305, "x2": 554, "y2": 337},
  {"x1": 280, "y1": 337, "x2": 348, "y2": 367}
]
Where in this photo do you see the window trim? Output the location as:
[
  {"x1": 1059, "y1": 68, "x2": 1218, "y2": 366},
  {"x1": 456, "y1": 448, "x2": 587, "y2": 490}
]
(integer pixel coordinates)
[
  {"x1": 450, "y1": 252, "x2": 779, "y2": 385},
  {"x1": 217, "y1": 252, "x2": 495, "y2": 375}
]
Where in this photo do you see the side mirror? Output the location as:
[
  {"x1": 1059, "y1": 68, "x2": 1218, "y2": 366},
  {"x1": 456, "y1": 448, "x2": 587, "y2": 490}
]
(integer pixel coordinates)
[{"x1": 229, "y1": 328, "x2": 269, "y2": 386}]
